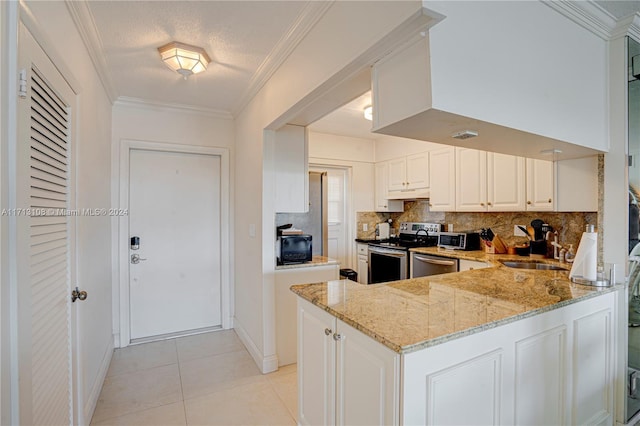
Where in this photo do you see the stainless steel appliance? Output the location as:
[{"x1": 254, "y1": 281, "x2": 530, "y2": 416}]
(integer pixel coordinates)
[
  {"x1": 368, "y1": 222, "x2": 442, "y2": 284},
  {"x1": 438, "y1": 231, "x2": 481, "y2": 251},
  {"x1": 410, "y1": 253, "x2": 458, "y2": 278}
]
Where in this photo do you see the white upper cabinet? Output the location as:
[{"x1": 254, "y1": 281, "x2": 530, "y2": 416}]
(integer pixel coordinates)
[
  {"x1": 488, "y1": 153, "x2": 526, "y2": 211},
  {"x1": 274, "y1": 124, "x2": 308, "y2": 213},
  {"x1": 371, "y1": 2, "x2": 607, "y2": 158},
  {"x1": 387, "y1": 152, "x2": 429, "y2": 199},
  {"x1": 455, "y1": 148, "x2": 487, "y2": 211},
  {"x1": 526, "y1": 159, "x2": 555, "y2": 211},
  {"x1": 428, "y1": 146, "x2": 455, "y2": 211},
  {"x1": 374, "y1": 161, "x2": 403, "y2": 212},
  {"x1": 456, "y1": 148, "x2": 526, "y2": 212},
  {"x1": 555, "y1": 156, "x2": 598, "y2": 212}
]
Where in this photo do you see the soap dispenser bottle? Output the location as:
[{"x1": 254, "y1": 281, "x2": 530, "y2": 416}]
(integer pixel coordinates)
[{"x1": 565, "y1": 244, "x2": 576, "y2": 263}]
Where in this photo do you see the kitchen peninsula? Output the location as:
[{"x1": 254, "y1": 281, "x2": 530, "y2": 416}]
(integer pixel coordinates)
[{"x1": 292, "y1": 257, "x2": 620, "y2": 426}]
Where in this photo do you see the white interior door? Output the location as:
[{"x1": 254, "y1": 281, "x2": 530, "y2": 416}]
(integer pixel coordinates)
[
  {"x1": 16, "y1": 23, "x2": 78, "y2": 425},
  {"x1": 128, "y1": 149, "x2": 222, "y2": 340}
]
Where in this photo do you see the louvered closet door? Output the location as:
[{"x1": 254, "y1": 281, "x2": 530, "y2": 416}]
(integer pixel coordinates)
[{"x1": 17, "y1": 24, "x2": 77, "y2": 425}]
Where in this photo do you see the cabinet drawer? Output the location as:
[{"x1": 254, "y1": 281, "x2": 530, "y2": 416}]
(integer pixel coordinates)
[{"x1": 357, "y1": 243, "x2": 368, "y2": 255}]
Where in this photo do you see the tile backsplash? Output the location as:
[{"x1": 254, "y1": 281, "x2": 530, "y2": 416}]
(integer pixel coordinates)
[{"x1": 357, "y1": 200, "x2": 596, "y2": 251}]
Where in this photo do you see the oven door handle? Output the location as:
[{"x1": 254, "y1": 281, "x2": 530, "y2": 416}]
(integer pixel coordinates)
[
  {"x1": 369, "y1": 248, "x2": 406, "y2": 257},
  {"x1": 413, "y1": 255, "x2": 457, "y2": 266}
]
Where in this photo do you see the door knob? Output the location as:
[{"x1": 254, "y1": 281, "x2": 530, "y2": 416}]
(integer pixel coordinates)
[
  {"x1": 131, "y1": 254, "x2": 147, "y2": 264},
  {"x1": 71, "y1": 286, "x2": 88, "y2": 303}
]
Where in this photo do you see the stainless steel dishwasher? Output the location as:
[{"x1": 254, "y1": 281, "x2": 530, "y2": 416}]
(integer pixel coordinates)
[{"x1": 410, "y1": 253, "x2": 459, "y2": 278}]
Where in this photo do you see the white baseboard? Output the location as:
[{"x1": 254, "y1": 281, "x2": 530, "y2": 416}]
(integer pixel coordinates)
[
  {"x1": 234, "y1": 317, "x2": 278, "y2": 374},
  {"x1": 83, "y1": 338, "x2": 114, "y2": 424}
]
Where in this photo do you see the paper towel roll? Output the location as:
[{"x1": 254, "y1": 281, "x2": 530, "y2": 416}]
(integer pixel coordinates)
[{"x1": 569, "y1": 231, "x2": 597, "y2": 281}]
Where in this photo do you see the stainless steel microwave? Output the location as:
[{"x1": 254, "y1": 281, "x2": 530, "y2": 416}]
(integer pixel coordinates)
[
  {"x1": 277, "y1": 235, "x2": 312, "y2": 264},
  {"x1": 438, "y1": 232, "x2": 481, "y2": 251}
]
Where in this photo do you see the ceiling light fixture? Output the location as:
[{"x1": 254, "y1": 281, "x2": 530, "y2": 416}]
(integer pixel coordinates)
[
  {"x1": 158, "y1": 41, "x2": 210, "y2": 79},
  {"x1": 363, "y1": 106, "x2": 373, "y2": 121},
  {"x1": 452, "y1": 130, "x2": 479, "y2": 140}
]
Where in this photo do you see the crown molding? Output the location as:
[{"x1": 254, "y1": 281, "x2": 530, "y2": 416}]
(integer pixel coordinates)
[
  {"x1": 65, "y1": 0, "x2": 118, "y2": 103},
  {"x1": 115, "y1": 96, "x2": 233, "y2": 120},
  {"x1": 541, "y1": 0, "x2": 618, "y2": 40},
  {"x1": 611, "y1": 13, "x2": 640, "y2": 42},
  {"x1": 231, "y1": 0, "x2": 334, "y2": 116}
]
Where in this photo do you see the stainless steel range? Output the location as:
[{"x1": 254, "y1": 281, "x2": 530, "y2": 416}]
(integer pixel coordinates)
[{"x1": 367, "y1": 222, "x2": 442, "y2": 284}]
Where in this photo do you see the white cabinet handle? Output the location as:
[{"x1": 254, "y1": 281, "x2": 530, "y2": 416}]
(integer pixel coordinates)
[{"x1": 333, "y1": 333, "x2": 344, "y2": 341}]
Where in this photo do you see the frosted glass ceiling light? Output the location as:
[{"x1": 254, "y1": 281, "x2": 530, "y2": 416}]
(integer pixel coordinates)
[
  {"x1": 158, "y1": 41, "x2": 210, "y2": 79},
  {"x1": 363, "y1": 106, "x2": 373, "y2": 121}
]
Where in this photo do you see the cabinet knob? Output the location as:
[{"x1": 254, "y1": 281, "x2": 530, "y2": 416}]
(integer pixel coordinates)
[
  {"x1": 548, "y1": 198, "x2": 552, "y2": 203},
  {"x1": 383, "y1": 205, "x2": 387, "y2": 208},
  {"x1": 324, "y1": 328, "x2": 332, "y2": 336},
  {"x1": 527, "y1": 201, "x2": 532, "y2": 205},
  {"x1": 480, "y1": 203, "x2": 485, "y2": 207},
  {"x1": 487, "y1": 202, "x2": 492, "y2": 206},
  {"x1": 333, "y1": 333, "x2": 344, "y2": 341}
]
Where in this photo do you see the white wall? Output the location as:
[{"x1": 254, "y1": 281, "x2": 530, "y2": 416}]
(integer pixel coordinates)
[
  {"x1": 425, "y1": 1, "x2": 608, "y2": 152},
  {"x1": 308, "y1": 131, "x2": 375, "y2": 213},
  {"x1": 308, "y1": 131, "x2": 376, "y2": 269},
  {"x1": 235, "y1": 0, "x2": 422, "y2": 372},
  {"x1": 110, "y1": 101, "x2": 235, "y2": 342},
  {"x1": 15, "y1": 2, "x2": 113, "y2": 423}
]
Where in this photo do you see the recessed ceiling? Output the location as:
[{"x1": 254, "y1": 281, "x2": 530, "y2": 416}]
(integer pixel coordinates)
[{"x1": 86, "y1": 1, "x2": 310, "y2": 113}]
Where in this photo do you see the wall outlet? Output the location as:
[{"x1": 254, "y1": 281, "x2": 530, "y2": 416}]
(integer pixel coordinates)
[
  {"x1": 514, "y1": 225, "x2": 527, "y2": 237},
  {"x1": 447, "y1": 224, "x2": 453, "y2": 232},
  {"x1": 363, "y1": 223, "x2": 368, "y2": 232}
]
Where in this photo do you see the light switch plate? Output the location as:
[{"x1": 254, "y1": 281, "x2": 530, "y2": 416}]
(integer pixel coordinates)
[{"x1": 363, "y1": 223, "x2": 368, "y2": 232}]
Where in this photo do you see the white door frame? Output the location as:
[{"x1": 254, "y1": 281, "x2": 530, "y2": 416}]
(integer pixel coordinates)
[
  {"x1": 309, "y1": 163, "x2": 353, "y2": 268},
  {"x1": 118, "y1": 139, "x2": 231, "y2": 347}
]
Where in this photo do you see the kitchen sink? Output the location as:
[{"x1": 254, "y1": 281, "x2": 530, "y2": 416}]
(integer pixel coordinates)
[{"x1": 500, "y1": 261, "x2": 567, "y2": 271}]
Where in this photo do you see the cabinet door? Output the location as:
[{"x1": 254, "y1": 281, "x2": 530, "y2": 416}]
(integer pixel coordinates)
[
  {"x1": 356, "y1": 244, "x2": 369, "y2": 284},
  {"x1": 487, "y1": 153, "x2": 526, "y2": 211},
  {"x1": 336, "y1": 319, "x2": 399, "y2": 426},
  {"x1": 429, "y1": 147, "x2": 456, "y2": 211},
  {"x1": 406, "y1": 152, "x2": 429, "y2": 190},
  {"x1": 274, "y1": 125, "x2": 308, "y2": 213},
  {"x1": 526, "y1": 159, "x2": 555, "y2": 211},
  {"x1": 458, "y1": 259, "x2": 489, "y2": 272},
  {"x1": 298, "y1": 299, "x2": 336, "y2": 426},
  {"x1": 555, "y1": 156, "x2": 598, "y2": 212},
  {"x1": 387, "y1": 157, "x2": 407, "y2": 192},
  {"x1": 374, "y1": 162, "x2": 403, "y2": 212},
  {"x1": 456, "y1": 148, "x2": 487, "y2": 211}
]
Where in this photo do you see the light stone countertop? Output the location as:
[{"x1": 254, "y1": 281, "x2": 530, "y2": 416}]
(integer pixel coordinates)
[
  {"x1": 275, "y1": 255, "x2": 339, "y2": 270},
  {"x1": 409, "y1": 246, "x2": 567, "y2": 266},
  {"x1": 290, "y1": 253, "x2": 621, "y2": 354}
]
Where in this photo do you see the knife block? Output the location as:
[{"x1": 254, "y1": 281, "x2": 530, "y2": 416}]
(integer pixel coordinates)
[{"x1": 483, "y1": 234, "x2": 507, "y2": 254}]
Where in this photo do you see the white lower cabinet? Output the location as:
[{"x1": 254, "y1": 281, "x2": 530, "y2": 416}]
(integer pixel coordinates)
[
  {"x1": 458, "y1": 259, "x2": 489, "y2": 271},
  {"x1": 356, "y1": 243, "x2": 368, "y2": 284},
  {"x1": 298, "y1": 290, "x2": 617, "y2": 425},
  {"x1": 298, "y1": 298, "x2": 399, "y2": 426}
]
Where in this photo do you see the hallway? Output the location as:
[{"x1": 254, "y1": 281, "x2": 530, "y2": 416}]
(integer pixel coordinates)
[{"x1": 91, "y1": 330, "x2": 296, "y2": 425}]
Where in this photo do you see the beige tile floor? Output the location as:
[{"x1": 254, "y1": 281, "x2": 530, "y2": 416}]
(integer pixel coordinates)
[{"x1": 91, "y1": 330, "x2": 297, "y2": 426}]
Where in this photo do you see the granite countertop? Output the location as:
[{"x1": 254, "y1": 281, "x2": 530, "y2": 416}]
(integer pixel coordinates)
[
  {"x1": 290, "y1": 255, "x2": 620, "y2": 354},
  {"x1": 276, "y1": 255, "x2": 338, "y2": 270},
  {"x1": 409, "y1": 246, "x2": 566, "y2": 267}
]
